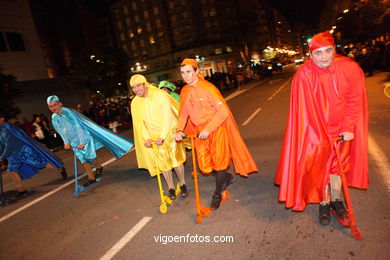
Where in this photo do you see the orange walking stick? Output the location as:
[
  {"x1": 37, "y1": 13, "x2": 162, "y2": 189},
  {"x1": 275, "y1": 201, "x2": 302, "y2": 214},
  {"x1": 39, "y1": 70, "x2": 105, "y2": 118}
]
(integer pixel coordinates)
[
  {"x1": 333, "y1": 137, "x2": 363, "y2": 240},
  {"x1": 187, "y1": 135, "x2": 229, "y2": 224}
]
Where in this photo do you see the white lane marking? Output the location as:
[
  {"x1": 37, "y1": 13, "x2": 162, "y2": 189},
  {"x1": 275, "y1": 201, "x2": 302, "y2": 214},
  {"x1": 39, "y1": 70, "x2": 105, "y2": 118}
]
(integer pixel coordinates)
[
  {"x1": 267, "y1": 79, "x2": 291, "y2": 101},
  {"x1": 0, "y1": 156, "x2": 123, "y2": 223},
  {"x1": 368, "y1": 134, "x2": 390, "y2": 192},
  {"x1": 225, "y1": 79, "x2": 268, "y2": 101},
  {"x1": 269, "y1": 79, "x2": 283, "y2": 84},
  {"x1": 240, "y1": 78, "x2": 291, "y2": 126},
  {"x1": 242, "y1": 108, "x2": 262, "y2": 126},
  {"x1": 100, "y1": 216, "x2": 152, "y2": 260}
]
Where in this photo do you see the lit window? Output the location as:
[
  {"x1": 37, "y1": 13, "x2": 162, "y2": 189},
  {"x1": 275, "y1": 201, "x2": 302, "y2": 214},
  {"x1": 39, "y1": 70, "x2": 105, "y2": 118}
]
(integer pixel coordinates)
[
  {"x1": 149, "y1": 36, "x2": 155, "y2": 44},
  {"x1": 120, "y1": 33, "x2": 125, "y2": 41},
  {"x1": 131, "y1": 42, "x2": 136, "y2": 50},
  {"x1": 126, "y1": 18, "x2": 130, "y2": 25},
  {"x1": 140, "y1": 39, "x2": 145, "y2": 47},
  {"x1": 171, "y1": 15, "x2": 177, "y2": 22},
  {"x1": 210, "y1": 8, "x2": 216, "y2": 16},
  {"x1": 168, "y1": 2, "x2": 174, "y2": 8},
  {"x1": 144, "y1": 11, "x2": 149, "y2": 19},
  {"x1": 153, "y1": 7, "x2": 159, "y2": 15},
  {"x1": 215, "y1": 48, "x2": 222, "y2": 55},
  {"x1": 135, "y1": 15, "x2": 140, "y2": 22},
  {"x1": 132, "y1": 2, "x2": 137, "y2": 10},
  {"x1": 129, "y1": 31, "x2": 135, "y2": 38},
  {"x1": 182, "y1": 12, "x2": 189, "y2": 19},
  {"x1": 137, "y1": 27, "x2": 142, "y2": 34},
  {"x1": 158, "y1": 31, "x2": 164, "y2": 37},
  {"x1": 117, "y1": 21, "x2": 123, "y2": 30},
  {"x1": 146, "y1": 23, "x2": 152, "y2": 31},
  {"x1": 226, "y1": 46, "x2": 232, "y2": 53},
  {"x1": 123, "y1": 6, "x2": 128, "y2": 14},
  {"x1": 122, "y1": 44, "x2": 128, "y2": 53}
]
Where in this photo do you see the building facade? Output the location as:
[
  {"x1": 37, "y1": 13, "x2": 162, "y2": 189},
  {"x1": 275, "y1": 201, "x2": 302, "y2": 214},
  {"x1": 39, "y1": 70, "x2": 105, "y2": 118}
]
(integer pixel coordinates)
[
  {"x1": 0, "y1": 0, "x2": 48, "y2": 81},
  {"x1": 110, "y1": 0, "x2": 296, "y2": 83}
]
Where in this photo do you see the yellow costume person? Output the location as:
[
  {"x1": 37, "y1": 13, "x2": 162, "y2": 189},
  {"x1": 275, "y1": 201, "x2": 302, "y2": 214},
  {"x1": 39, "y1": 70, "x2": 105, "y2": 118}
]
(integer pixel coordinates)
[{"x1": 130, "y1": 74, "x2": 189, "y2": 199}]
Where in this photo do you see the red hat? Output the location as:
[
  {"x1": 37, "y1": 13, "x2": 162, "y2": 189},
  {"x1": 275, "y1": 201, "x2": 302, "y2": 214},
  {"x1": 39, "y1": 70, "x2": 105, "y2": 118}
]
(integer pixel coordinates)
[{"x1": 309, "y1": 31, "x2": 335, "y2": 51}]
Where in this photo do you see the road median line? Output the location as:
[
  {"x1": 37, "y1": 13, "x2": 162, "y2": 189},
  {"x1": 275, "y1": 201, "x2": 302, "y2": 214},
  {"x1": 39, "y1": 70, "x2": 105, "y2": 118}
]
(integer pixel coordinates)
[
  {"x1": 0, "y1": 153, "x2": 131, "y2": 224},
  {"x1": 100, "y1": 216, "x2": 152, "y2": 260}
]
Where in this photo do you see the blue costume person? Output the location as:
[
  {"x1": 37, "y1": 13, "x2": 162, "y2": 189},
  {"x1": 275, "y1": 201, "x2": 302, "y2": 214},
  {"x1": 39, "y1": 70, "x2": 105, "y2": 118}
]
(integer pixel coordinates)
[
  {"x1": 47, "y1": 96, "x2": 134, "y2": 187},
  {"x1": 0, "y1": 114, "x2": 67, "y2": 196}
]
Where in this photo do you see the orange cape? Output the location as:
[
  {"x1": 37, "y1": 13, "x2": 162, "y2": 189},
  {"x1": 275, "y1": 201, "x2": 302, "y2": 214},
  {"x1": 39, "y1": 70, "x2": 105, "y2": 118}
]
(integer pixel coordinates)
[{"x1": 179, "y1": 79, "x2": 258, "y2": 176}]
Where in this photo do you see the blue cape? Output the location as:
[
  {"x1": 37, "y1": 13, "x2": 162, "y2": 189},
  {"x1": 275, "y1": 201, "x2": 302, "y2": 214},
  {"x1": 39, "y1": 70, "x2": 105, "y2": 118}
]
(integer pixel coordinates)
[
  {"x1": 0, "y1": 122, "x2": 63, "y2": 168},
  {"x1": 52, "y1": 107, "x2": 134, "y2": 159}
]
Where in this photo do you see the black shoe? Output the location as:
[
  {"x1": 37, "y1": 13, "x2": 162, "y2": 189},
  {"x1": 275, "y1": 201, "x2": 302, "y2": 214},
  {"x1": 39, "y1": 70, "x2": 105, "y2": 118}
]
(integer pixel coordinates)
[
  {"x1": 180, "y1": 184, "x2": 189, "y2": 198},
  {"x1": 319, "y1": 204, "x2": 331, "y2": 225},
  {"x1": 210, "y1": 193, "x2": 222, "y2": 210},
  {"x1": 221, "y1": 173, "x2": 235, "y2": 191},
  {"x1": 95, "y1": 167, "x2": 103, "y2": 179},
  {"x1": 168, "y1": 189, "x2": 176, "y2": 200},
  {"x1": 330, "y1": 200, "x2": 346, "y2": 219},
  {"x1": 60, "y1": 167, "x2": 67, "y2": 181},
  {"x1": 16, "y1": 190, "x2": 28, "y2": 198},
  {"x1": 82, "y1": 179, "x2": 96, "y2": 188}
]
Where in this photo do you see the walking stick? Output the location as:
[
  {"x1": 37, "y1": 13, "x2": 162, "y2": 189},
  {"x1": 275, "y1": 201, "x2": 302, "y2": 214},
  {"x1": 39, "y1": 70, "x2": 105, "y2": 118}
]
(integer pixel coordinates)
[
  {"x1": 151, "y1": 142, "x2": 180, "y2": 214},
  {"x1": 187, "y1": 135, "x2": 229, "y2": 224},
  {"x1": 333, "y1": 137, "x2": 363, "y2": 240}
]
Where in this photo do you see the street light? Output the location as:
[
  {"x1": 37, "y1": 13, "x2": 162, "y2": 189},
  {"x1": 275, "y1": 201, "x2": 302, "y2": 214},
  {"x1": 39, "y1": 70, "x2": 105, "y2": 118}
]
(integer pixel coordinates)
[
  {"x1": 130, "y1": 62, "x2": 147, "y2": 73},
  {"x1": 343, "y1": 9, "x2": 349, "y2": 13}
]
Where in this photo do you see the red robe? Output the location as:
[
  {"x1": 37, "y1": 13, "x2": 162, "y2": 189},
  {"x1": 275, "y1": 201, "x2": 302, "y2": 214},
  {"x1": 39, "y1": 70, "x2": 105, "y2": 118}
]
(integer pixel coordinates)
[
  {"x1": 275, "y1": 55, "x2": 368, "y2": 211},
  {"x1": 179, "y1": 79, "x2": 258, "y2": 176}
]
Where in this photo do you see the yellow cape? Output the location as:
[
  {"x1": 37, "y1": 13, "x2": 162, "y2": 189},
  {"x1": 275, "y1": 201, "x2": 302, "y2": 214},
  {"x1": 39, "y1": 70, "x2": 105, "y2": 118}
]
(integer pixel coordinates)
[{"x1": 131, "y1": 86, "x2": 188, "y2": 176}]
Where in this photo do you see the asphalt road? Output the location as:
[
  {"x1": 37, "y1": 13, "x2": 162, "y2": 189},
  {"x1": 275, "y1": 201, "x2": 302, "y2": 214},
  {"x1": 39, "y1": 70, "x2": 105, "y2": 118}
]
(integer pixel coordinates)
[{"x1": 1, "y1": 66, "x2": 389, "y2": 260}]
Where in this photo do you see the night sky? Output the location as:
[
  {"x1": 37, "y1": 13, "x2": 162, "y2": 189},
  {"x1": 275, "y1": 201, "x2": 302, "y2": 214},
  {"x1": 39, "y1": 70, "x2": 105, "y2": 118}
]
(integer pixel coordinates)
[
  {"x1": 81, "y1": 0, "x2": 327, "y2": 30},
  {"x1": 270, "y1": 0, "x2": 327, "y2": 30}
]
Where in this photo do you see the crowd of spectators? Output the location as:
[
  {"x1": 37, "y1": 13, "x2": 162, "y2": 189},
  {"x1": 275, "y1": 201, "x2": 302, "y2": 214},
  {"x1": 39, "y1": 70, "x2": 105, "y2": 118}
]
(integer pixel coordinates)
[{"x1": 339, "y1": 40, "x2": 390, "y2": 76}]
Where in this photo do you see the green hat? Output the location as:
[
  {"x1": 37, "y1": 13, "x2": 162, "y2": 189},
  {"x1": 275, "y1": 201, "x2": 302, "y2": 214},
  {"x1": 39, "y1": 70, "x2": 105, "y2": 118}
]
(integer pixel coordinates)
[{"x1": 158, "y1": 81, "x2": 176, "y2": 92}]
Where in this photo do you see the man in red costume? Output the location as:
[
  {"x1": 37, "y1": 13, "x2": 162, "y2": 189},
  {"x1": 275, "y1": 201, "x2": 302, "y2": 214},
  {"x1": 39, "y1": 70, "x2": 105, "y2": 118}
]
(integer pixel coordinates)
[
  {"x1": 275, "y1": 31, "x2": 368, "y2": 225},
  {"x1": 175, "y1": 58, "x2": 258, "y2": 210}
]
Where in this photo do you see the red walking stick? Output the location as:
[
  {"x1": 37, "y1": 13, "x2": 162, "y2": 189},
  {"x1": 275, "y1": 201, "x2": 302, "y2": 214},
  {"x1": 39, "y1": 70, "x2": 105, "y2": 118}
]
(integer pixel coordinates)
[{"x1": 333, "y1": 137, "x2": 363, "y2": 240}]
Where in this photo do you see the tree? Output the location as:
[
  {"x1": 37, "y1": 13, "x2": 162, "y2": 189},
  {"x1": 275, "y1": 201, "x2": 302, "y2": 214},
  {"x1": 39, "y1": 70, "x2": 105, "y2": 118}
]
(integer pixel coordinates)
[
  {"x1": 68, "y1": 49, "x2": 130, "y2": 98},
  {"x1": 0, "y1": 67, "x2": 20, "y2": 120},
  {"x1": 338, "y1": 0, "x2": 390, "y2": 43}
]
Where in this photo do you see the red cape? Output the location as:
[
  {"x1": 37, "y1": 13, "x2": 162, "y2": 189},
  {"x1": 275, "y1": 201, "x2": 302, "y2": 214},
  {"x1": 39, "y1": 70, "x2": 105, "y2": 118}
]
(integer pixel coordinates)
[
  {"x1": 275, "y1": 56, "x2": 368, "y2": 211},
  {"x1": 180, "y1": 79, "x2": 258, "y2": 176}
]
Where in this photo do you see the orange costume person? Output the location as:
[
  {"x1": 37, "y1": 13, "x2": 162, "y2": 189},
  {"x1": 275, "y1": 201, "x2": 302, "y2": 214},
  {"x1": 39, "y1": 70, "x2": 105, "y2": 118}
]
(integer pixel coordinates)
[
  {"x1": 175, "y1": 58, "x2": 258, "y2": 210},
  {"x1": 275, "y1": 31, "x2": 368, "y2": 225}
]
